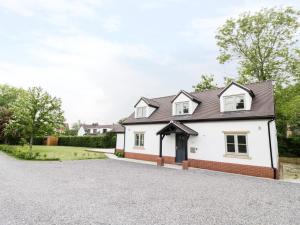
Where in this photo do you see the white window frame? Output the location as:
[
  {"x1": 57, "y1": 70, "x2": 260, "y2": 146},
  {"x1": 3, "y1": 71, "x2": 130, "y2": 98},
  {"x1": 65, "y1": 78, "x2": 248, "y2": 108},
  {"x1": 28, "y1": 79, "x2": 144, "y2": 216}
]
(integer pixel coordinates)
[
  {"x1": 175, "y1": 101, "x2": 190, "y2": 115},
  {"x1": 136, "y1": 106, "x2": 147, "y2": 118},
  {"x1": 134, "y1": 132, "x2": 145, "y2": 148},
  {"x1": 223, "y1": 94, "x2": 246, "y2": 111},
  {"x1": 224, "y1": 133, "x2": 248, "y2": 156}
]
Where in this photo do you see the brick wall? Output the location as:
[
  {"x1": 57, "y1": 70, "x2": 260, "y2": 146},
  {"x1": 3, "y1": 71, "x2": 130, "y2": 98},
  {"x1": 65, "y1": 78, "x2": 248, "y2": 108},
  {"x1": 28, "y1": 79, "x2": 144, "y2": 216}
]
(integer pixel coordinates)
[
  {"x1": 124, "y1": 152, "x2": 276, "y2": 179},
  {"x1": 124, "y1": 152, "x2": 175, "y2": 164},
  {"x1": 188, "y1": 159, "x2": 275, "y2": 179}
]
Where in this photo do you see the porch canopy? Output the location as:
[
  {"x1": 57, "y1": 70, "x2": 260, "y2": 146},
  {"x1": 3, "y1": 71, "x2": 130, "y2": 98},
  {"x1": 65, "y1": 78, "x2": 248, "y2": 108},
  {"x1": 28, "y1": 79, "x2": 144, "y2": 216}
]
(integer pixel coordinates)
[{"x1": 156, "y1": 121, "x2": 198, "y2": 158}]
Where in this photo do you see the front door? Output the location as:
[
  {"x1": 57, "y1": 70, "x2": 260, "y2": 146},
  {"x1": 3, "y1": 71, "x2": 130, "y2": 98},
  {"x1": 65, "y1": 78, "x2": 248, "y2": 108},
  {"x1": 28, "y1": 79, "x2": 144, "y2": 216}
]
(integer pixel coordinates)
[{"x1": 175, "y1": 134, "x2": 187, "y2": 163}]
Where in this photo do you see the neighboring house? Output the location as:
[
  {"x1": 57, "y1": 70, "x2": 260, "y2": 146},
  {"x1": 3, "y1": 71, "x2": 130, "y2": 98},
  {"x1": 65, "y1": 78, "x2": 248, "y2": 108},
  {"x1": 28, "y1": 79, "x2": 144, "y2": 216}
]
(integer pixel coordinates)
[
  {"x1": 118, "y1": 81, "x2": 279, "y2": 179},
  {"x1": 77, "y1": 123, "x2": 113, "y2": 136}
]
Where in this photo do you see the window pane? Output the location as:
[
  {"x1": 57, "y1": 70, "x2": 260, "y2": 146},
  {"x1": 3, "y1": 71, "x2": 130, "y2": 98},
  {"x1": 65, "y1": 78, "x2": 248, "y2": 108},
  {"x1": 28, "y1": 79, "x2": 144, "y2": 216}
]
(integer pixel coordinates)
[
  {"x1": 226, "y1": 135, "x2": 234, "y2": 143},
  {"x1": 224, "y1": 97, "x2": 235, "y2": 111},
  {"x1": 137, "y1": 107, "x2": 146, "y2": 117},
  {"x1": 135, "y1": 134, "x2": 139, "y2": 146},
  {"x1": 237, "y1": 135, "x2": 246, "y2": 144},
  {"x1": 140, "y1": 134, "x2": 144, "y2": 146},
  {"x1": 183, "y1": 102, "x2": 189, "y2": 113},
  {"x1": 142, "y1": 107, "x2": 146, "y2": 117},
  {"x1": 236, "y1": 96, "x2": 245, "y2": 109},
  {"x1": 176, "y1": 103, "x2": 182, "y2": 114},
  {"x1": 227, "y1": 144, "x2": 235, "y2": 152},
  {"x1": 238, "y1": 144, "x2": 247, "y2": 153}
]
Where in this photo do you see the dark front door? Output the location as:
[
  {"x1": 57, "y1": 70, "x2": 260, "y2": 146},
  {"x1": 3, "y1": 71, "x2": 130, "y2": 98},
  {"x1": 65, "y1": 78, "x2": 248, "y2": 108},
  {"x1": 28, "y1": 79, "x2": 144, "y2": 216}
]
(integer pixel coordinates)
[{"x1": 176, "y1": 134, "x2": 187, "y2": 163}]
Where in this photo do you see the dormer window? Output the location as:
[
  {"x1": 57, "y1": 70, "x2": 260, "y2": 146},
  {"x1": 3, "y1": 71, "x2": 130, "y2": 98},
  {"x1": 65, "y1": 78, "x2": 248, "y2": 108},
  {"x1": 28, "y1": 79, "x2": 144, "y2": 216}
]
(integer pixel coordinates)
[
  {"x1": 224, "y1": 94, "x2": 245, "y2": 111},
  {"x1": 136, "y1": 106, "x2": 146, "y2": 118},
  {"x1": 175, "y1": 101, "x2": 189, "y2": 115}
]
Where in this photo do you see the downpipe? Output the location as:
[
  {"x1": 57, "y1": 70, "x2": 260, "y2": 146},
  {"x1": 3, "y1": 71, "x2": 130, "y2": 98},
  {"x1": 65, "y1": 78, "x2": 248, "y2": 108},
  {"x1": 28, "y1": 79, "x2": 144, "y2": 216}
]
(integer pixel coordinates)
[{"x1": 267, "y1": 118, "x2": 276, "y2": 179}]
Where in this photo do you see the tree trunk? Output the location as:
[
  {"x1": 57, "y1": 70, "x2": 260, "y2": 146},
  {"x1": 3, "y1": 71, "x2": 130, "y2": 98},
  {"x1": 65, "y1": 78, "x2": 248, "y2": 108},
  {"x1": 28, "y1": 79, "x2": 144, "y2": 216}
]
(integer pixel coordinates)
[{"x1": 29, "y1": 135, "x2": 33, "y2": 152}]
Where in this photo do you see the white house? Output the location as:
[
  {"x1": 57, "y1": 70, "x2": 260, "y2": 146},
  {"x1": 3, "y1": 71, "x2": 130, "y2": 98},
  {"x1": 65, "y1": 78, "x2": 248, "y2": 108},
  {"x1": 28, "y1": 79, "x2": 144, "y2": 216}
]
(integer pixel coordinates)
[
  {"x1": 77, "y1": 123, "x2": 113, "y2": 136},
  {"x1": 118, "y1": 81, "x2": 279, "y2": 179}
]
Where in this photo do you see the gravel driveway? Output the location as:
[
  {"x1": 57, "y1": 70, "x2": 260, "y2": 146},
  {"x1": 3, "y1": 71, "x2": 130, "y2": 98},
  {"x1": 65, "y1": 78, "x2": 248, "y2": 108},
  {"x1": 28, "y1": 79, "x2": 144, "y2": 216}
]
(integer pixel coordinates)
[{"x1": 0, "y1": 152, "x2": 299, "y2": 225}]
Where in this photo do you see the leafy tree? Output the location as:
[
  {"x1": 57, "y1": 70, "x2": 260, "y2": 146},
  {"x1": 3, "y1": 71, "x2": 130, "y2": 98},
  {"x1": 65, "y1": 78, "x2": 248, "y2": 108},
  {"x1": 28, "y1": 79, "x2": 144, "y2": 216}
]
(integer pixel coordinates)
[
  {"x1": 275, "y1": 83, "x2": 300, "y2": 137},
  {"x1": 0, "y1": 107, "x2": 12, "y2": 143},
  {"x1": 5, "y1": 87, "x2": 64, "y2": 150},
  {"x1": 216, "y1": 7, "x2": 300, "y2": 84},
  {"x1": 0, "y1": 84, "x2": 22, "y2": 107},
  {"x1": 0, "y1": 85, "x2": 25, "y2": 143},
  {"x1": 193, "y1": 74, "x2": 218, "y2": 92}
]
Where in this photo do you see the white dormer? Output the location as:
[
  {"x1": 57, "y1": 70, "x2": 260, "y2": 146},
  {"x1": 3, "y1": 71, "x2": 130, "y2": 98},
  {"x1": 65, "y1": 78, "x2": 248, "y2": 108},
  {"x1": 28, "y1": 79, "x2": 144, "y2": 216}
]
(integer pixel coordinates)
[
  {"x1": 134, "y1": 97, "x2": 159, "y2": 118},
  {"x1": 218, "y1": 82, "x2": 255, "y2": 112},
  {"x1": 171, "y1": 90, "x2": 201, "y2": 116}
]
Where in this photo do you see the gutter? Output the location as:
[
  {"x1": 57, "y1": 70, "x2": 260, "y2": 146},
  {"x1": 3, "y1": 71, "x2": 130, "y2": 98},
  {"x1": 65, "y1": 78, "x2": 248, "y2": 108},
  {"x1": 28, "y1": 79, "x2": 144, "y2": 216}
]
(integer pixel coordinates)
[{"x1": 267, "y1": 118, "x2": 276, "y2": 179}]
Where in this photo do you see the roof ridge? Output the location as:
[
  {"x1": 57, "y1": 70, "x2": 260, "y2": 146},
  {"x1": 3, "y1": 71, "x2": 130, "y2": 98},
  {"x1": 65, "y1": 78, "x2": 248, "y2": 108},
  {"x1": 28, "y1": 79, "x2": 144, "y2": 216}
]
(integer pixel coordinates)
[{"x1": 148, "y1": 80, "x2": 272, "y2": 101}]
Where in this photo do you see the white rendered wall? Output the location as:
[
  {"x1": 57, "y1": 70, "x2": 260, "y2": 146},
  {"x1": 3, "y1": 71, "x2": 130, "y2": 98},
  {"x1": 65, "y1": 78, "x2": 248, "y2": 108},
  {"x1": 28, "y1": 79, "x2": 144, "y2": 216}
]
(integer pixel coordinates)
[
  {"x1": 77, "y1": 127, "x2": 85, "y2": 136},
  {"x1": 220, "y1": 84, "x2": 252, "y2": 112},
  {"x1": 116, "y1": 133, "x2": 125, "y2": 150},
  {"x1": 125, "y1": 120, "x2": 278, "y2": 168},
  {"x1": 172, "y1": 93, "x2": 198, "y2": 116}
]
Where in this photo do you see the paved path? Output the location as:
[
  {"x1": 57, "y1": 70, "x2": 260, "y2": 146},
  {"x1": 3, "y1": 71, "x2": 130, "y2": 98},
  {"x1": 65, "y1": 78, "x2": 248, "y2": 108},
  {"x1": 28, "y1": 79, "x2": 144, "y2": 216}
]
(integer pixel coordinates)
[{"x1": 0, "y1": 152, "x2": 299, "y2": 225}]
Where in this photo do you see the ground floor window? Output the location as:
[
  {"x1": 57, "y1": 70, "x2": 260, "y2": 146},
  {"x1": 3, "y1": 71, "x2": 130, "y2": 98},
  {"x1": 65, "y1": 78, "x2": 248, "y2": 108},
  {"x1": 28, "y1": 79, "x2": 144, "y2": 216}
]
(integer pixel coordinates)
[
  {"x1": 225, "y1": 133, "x2": 248, "y2": 155},
  {"x1": 134, "y1": 132, "x2": 144, "y2": 147}
]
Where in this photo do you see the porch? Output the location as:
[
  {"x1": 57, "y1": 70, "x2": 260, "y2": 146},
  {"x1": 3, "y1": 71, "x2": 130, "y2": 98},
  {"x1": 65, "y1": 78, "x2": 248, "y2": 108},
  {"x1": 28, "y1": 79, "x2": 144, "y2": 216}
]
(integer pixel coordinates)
[{"x1": 156, "y1": 120, "x2": 198, "y2": 169}]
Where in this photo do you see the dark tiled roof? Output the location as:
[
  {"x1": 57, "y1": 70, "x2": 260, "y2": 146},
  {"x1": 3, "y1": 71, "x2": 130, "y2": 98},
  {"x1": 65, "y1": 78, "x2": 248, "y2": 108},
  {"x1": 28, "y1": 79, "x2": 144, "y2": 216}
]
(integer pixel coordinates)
[
  {"x1": 111, "y1": 124, "x2": 125, "y2": 133},
  {"x1": 218, "y1": 81, "x2": 255, "y2": 98},
  {"x1": 123, "y1": 80, "x2": 275, "y2": 125},
  {"x1": 157, "y1": 121, "x2": 198, "y2": 135},
  {"x1": 82, "y1": 124, "x2": 113, "y2": 129},
  {"x1": 171, "y1": 90, "x2": 201, "y2": 103},
  {"x1": 134, "y1": 97, "x2": 160, "y2": 108}
]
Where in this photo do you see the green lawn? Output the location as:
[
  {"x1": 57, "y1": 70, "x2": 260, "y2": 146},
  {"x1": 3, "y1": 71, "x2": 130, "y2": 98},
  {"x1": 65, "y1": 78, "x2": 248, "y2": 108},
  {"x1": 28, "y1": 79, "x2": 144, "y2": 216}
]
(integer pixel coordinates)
[
  {"x1": 0, "y1": 145, "x2": 107, "y2": 161},
  {"x1": 31, "y1": 145, "x2": 107, "y2": 160}
]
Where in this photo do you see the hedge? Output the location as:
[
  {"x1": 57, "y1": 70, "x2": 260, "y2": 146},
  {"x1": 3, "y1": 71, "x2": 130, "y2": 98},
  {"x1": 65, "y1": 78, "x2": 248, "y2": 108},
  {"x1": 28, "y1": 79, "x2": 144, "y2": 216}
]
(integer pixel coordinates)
[
  {"x1": 58, "y1": 133, "x2": 116, "y2": 148},
  {"x1": 0, "y1": 145, "x2": 37, "y2": 160},
  {"x1": 278, "y1": 136, "x2": 300, "y2": 157}
]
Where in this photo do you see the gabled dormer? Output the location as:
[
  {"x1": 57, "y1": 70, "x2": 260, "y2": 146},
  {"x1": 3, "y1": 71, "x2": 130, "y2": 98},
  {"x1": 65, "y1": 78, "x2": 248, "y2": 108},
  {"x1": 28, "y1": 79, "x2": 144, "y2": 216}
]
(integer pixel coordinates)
[
  {"x1": 134, "y1": 97, "x2": 159, "y2": 118},
  {"x1": 218, "y1": 82, "x2": 255, "y2": 112},
  {"x1": 171, "y1": 90, "x2": 201, "y2": 116}
]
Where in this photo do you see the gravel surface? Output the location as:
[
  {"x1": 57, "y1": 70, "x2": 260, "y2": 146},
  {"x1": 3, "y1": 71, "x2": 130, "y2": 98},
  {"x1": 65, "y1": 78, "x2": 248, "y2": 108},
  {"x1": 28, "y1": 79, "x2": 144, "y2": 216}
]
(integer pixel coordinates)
[{"x1": 0, "y1": 152, "x2": 299, "y2": 225}]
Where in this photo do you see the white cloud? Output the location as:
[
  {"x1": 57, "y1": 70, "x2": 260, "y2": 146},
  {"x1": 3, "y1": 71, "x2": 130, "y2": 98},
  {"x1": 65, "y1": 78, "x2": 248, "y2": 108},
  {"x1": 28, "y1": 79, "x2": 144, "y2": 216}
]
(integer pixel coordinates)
[
  {"x1": 0, "y1": 0, "x2": 108, "y2": 17},
  {"x1": 0, "y1": 34, "x2": 165, "y2": 124},
  {"x1": 101, "y1": 16, "x2": 121, "y2": 32},
  {"x1": 140, "y1": 0, "x2": 184, "y2": 10}
]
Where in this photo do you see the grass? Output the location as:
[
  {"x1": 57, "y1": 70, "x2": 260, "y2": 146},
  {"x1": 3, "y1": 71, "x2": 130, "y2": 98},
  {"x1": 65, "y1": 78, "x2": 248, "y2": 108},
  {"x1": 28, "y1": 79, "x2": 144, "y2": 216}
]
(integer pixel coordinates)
[{"x1": 0, "y1": 145, "x2": 107, "y2": 161}]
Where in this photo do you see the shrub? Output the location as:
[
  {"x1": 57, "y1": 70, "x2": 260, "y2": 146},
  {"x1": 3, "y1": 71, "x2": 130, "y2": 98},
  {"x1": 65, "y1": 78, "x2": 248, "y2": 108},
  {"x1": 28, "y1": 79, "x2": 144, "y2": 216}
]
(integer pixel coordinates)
[
  {"x1": 33, "y1": 137, "x2": 45, "y2": 145},
  {"x1": 115, "y1": 152, "x2": 124, "y2": 158},
  {"x1": 58, "y1": 133, "x2": 116, "y2": 148},
  {"x1": 278, "y1": 136, "x2": 300, "y2": 157},
  {"x1": 0, "y1": 145, "x2": 37, "y2": 160}
]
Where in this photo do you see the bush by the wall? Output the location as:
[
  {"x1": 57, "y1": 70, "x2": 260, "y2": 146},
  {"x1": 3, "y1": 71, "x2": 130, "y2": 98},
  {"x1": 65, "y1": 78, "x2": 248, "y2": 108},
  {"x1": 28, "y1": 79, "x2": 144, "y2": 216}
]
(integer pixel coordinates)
[
  {"x1": 58, "y1": 133, "x2": 116, "y2": 148},
  {"x1": 33, "y1": 137, "x2": 45, "y2": 145},
  {"x1": 0, "y1": 145, "x2": 37, "y2": 160},
  {"x1": 278, "y1": 136, "x2": 300, "y2": 157}
]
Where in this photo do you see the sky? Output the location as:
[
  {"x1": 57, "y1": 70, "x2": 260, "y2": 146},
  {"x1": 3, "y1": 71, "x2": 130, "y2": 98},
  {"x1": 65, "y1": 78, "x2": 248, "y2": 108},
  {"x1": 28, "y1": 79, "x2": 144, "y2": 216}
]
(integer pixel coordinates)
[{"x1": 0, "y1": 0, "x2": 299, "y2": 126}]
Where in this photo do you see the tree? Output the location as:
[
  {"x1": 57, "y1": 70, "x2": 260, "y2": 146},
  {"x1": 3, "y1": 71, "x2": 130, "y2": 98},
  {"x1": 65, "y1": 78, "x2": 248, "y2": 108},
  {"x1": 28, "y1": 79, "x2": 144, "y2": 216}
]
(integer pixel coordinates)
[
  {"x1": 193, "y1": 74, "x2": 218, "y2": 92},
  {"x1": 275, "y1": 83, "x2": 300, "y2": 137},
  {"x1": 5, "y1": 87, "x2": 64, "y2": 150},
  {"x1": 216, "y1": 7, "x2": 300, "y2": 84},
  {"x1": 0, "y1": 107, "x2": 12, "y2": 143},
  {"x1": 0, "y1": 85, "x2": 25, "y2": 143}
]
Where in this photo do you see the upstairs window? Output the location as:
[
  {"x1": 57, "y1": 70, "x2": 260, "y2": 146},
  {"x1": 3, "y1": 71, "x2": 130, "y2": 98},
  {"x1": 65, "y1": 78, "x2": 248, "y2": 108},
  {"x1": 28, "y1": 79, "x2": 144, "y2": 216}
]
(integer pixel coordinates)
[
  {"x1": 224, "y1": 95, "x2": 245, "y2": 111},
  {"x1": 136, "y1": 107, "x2": 146, "y2": 118},
  {"x1": 175, "y1": 101, "x2": 189, "y2": 115},
  {"x1": 225, "y1": 134, "x2": 248, "y2": 154}
]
